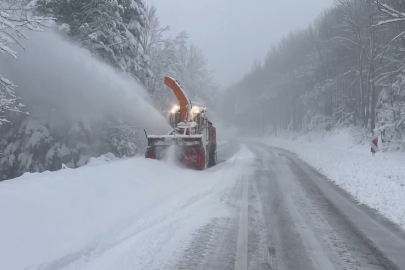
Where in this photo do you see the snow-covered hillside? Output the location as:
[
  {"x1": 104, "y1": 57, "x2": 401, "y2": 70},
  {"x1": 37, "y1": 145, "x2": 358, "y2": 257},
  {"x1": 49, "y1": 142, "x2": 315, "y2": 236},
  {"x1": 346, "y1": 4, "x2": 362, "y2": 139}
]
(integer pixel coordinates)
[{"x1": 0, "y1": 147, "x2": 254, "y2": 270}]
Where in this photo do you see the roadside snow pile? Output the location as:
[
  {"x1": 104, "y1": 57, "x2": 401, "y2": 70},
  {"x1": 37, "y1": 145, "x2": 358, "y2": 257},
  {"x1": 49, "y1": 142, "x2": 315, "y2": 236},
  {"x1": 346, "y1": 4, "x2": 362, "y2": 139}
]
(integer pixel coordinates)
[
  {"x1": 259, "y1": 129, "x2": 405, "y2": 230},
  {"x1": 0, "y1": 147, "x2": 254, "y2": 270},
  {"x1": 86, "y1": 152, "x2": 121, "y2": 166}
]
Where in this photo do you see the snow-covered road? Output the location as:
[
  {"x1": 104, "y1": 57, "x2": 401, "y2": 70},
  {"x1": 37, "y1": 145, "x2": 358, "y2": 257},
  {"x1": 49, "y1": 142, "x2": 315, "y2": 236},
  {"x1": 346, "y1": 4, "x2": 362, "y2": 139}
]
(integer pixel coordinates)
[
  {"x1": 1, "y1": 141, "x2": 405, "y2": 270},
  {"x1": 175, "y1": 143, "x2": 405, "y2": 270}
]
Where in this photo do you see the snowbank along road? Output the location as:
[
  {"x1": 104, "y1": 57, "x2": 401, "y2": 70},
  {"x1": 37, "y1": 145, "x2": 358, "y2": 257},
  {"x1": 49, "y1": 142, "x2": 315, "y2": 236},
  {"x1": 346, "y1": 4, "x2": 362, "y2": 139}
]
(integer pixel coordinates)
[{"x1": 1, "y1": 141, "x2": 405, "y2": 270}]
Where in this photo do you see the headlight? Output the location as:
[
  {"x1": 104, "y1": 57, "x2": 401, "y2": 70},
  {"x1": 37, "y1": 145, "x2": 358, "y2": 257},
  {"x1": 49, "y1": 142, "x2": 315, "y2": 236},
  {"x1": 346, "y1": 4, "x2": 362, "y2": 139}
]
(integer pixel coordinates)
[
  {"x1": 171, "y1": 105, "x2": 180, "y2": 114},
  {"x1": 192, "y1": 106, "x2": 200, "y2": 114}
]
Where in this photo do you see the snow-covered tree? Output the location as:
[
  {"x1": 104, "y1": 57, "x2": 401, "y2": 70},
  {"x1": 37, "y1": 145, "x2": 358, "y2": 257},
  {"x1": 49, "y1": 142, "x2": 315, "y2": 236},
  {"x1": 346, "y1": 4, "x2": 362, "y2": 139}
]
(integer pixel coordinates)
[
  {"x1": 0, "y1": 0, "x2": 49, "y2": 125},
  {"x1": 138, "y1": 5, "x2": 188, "y2": 110},
  {"x1": 377, "y1": 74, "x2": 405, "y2": 151},
  {"x1": 102, "y1": 114, "x2": 144, "y2": 158},
  {"x1": 0, "y1": 118, "x2": 53, "y2": 179},
  {"x1": 167, "y1": 43, "x2": 219, "y2": 109},
  {"x1": 138, "y1": 5, "x2": 218, "y2": 111},
  {"x1": 36, "y1": 0, "x2": 150, "y2": 76}
]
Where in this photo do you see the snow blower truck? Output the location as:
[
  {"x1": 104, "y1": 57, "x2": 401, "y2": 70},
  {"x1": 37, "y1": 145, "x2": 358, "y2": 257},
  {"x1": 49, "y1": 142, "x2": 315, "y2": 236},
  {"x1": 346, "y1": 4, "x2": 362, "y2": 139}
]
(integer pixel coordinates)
[{"x1": 145, "y1": 77, "x2": 217, "y2": 170}]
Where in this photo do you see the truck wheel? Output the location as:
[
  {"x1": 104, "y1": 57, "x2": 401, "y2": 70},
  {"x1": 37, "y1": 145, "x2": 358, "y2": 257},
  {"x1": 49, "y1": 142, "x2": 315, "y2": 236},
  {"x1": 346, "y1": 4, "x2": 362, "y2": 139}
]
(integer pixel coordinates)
[{"x1": 208, "y1": 145, "x2": 217, "y2": 167}]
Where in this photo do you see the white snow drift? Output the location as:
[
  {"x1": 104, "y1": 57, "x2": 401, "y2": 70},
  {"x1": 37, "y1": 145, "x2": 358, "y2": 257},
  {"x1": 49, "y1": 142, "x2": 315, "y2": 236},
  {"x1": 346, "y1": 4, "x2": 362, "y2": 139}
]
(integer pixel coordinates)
[{"x1": 0, "y1": 147, "x2": 254, "y2": 270}]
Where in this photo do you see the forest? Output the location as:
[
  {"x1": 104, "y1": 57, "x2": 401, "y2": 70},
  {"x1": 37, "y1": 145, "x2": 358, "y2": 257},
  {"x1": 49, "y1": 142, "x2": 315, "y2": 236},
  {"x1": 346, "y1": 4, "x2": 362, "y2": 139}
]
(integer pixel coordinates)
[{"x1": 222, "y1": 0, "x2": 405, "y2": 152}]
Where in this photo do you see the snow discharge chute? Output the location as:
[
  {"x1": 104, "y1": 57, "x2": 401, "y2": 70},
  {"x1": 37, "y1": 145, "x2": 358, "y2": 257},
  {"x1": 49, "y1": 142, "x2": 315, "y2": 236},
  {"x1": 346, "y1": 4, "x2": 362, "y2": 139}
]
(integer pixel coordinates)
[{"x1": 164, "y1": 77, "x2": 192, "y2": 122}]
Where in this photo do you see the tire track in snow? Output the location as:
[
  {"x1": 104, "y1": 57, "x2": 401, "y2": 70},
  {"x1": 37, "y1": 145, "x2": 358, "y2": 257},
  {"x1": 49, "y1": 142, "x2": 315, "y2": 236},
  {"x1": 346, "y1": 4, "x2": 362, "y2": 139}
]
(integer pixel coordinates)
[{"x1": 234, "y1": 175, "x2": 249, "y2": 270}]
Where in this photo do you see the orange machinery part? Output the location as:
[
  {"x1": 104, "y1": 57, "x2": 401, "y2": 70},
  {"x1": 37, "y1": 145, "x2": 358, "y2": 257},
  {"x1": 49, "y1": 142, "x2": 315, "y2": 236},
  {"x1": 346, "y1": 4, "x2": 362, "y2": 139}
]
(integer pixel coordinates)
[{"x1": 164, "y1": 77, "x2": 189, "y2": 122}]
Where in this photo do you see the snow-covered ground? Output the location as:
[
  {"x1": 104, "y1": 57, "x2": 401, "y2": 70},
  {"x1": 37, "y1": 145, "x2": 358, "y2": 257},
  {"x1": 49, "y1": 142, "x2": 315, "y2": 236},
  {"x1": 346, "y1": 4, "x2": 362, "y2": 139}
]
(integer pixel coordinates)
[
  {"x1": 254, "y1": 128, "x2": 405, "y2": 230},
  {"x1": 0, "y1": 147, "x2": 254, "y2": 270}
]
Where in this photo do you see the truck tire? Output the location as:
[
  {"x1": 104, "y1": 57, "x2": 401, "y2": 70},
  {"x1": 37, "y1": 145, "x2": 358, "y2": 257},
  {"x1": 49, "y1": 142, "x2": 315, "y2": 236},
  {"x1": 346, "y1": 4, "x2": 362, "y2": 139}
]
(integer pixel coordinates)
[
  {"x1": 208, "y1": 144, "x2": 217, "y2": 167},
  {"x1": 204, "y1": 146, "x2": 209, "y2": 169}
]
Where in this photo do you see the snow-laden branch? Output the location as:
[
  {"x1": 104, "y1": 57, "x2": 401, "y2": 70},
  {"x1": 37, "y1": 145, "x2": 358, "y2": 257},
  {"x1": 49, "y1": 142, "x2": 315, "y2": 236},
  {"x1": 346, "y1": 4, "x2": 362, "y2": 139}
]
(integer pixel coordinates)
[
  {"x1": 376, "y1": 1, "x2": 405, "y2": 28},
  {"x1": 375, "y1": 18, "x2": 405, "y2": 26},
  {"x1": 0, "y1": 0, "x2": 51, "y2": 124},
  {"x1": 378, "y1": 2, "x2": 405, "y2": 19},
  {"x1": 321, "y1": 36, "x2": 357, "y2": 45}
]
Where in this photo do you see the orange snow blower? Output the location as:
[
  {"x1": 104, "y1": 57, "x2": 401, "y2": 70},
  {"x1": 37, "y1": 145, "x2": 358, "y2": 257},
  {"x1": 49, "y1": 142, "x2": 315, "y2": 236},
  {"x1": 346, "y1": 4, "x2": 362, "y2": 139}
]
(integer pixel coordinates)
[{"x1": 145, "y1": 77, "x2": 217, "y2": 170}]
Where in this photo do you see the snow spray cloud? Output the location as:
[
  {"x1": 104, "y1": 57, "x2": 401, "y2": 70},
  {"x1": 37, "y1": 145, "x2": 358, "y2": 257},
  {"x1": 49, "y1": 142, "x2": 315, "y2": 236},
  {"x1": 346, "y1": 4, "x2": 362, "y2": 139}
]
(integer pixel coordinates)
[
  {"x1": 164, "y1": 145, "x2": 180, "y2": 167},
  {"x1": 0, "y1": 28, "x2": 168, "y2": 134}
]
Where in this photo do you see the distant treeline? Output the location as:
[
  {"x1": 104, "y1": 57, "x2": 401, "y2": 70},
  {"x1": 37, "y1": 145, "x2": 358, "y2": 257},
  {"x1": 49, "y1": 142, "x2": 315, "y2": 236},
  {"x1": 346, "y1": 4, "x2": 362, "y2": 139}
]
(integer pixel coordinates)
[{"x1": 222, "y1": 0, "x2": 405, "y2": 151}]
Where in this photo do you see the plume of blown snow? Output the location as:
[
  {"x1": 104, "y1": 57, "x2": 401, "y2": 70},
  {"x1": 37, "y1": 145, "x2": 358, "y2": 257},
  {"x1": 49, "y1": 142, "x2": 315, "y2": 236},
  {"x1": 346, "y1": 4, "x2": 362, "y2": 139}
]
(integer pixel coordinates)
[
  {"x1": 163, "y1": 145, "x2": 179, "y2": 167},
  {"x1": 0, "y1": 27, "x2": 169, "y2": 134}
]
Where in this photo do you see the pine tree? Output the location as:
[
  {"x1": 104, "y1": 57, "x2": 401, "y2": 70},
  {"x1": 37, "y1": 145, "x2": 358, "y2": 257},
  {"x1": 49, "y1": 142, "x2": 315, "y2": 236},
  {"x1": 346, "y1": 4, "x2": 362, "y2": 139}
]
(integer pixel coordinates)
[
  {"x1": 36, "y1": 0, "x2": 150, "y2": 77},
  {"x1": 0, "y1": 118, "x2": 53, "y2": 179}
]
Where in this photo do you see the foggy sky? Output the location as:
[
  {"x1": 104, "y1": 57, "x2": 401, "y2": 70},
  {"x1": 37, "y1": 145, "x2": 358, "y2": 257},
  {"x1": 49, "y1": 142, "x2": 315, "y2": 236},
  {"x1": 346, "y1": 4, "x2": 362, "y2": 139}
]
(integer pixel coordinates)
[{"x1": 148, "y1": 0, "x2": 334, "y2": 89}]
